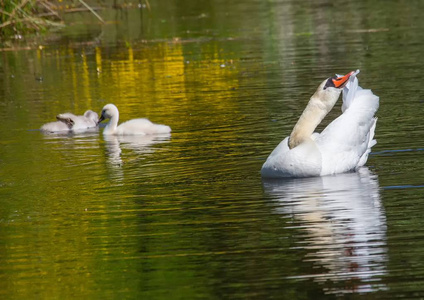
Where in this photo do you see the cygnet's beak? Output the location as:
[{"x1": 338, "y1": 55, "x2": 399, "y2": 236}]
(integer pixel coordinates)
[
  {"x1": 97, "y1": 114, "x2": 105, "y2": 125},
  {"x1": 332, "y1": 71, "x2": 354, "y2": 88}
]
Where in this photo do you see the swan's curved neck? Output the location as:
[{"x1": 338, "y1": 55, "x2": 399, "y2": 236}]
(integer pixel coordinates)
[
  {"x1": 104, "y1": 111, "x2": 119, "y2": 135},
  {"x1": 289, "y1": 90, "x2": 340, "y2": 149}
]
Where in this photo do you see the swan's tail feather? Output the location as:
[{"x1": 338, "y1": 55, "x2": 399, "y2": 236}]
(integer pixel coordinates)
[
  {"x1": 357, "y1": 117, "x2": 378, "y2": 168},
  {"x1": 368, "y1": 117, "x2": 378, "y2": 148}
]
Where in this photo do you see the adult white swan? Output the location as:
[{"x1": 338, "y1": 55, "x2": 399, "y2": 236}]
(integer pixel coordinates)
[
  {"x1": 261, "y1": 70, "x2": 379, "y2": 178},
  {"x1": 41, "y1": 110, "x2": 98, "y2": 132},
  {"x1": 98, "y1": 104, "x2": 171, "y2": 135}
]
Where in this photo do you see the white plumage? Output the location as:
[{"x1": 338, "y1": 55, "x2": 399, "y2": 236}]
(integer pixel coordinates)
[
  {"x1": 261, "y1": 70, "x2": 379, "y2": 178},
  {"x1": 40, "y1": 110, "x2": 99, "y2": 133},
  {"x1": 98, "y1": 104, "x2": 171, "y2": 136}
]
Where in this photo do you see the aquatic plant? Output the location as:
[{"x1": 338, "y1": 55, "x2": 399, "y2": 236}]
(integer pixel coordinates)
[
  {"x1": 0, "y1": 0, "x2": 64, "y2": 38},
  {"x1": 0, "y1": 0, "x2": 107, "y2": 39}
]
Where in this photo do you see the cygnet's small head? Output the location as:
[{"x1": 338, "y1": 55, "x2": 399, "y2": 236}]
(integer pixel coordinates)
[
  {"x1": 312, "y1": 71, "x2": 354, "y2": 107},
  {"x1": 98, "y1": 104, "x2": 119, "y2": 124},
  {"x1": 84, "y1": 110, "x2": 99, "y2": 123}
]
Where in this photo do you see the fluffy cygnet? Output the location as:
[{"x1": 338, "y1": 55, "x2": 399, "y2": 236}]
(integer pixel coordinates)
[
  {"x1": 98, "y1": 104, "x2": 171, "y2": 135},
  {"x1": 41, "y1": 110, "x2": 99, "y2": 133}
]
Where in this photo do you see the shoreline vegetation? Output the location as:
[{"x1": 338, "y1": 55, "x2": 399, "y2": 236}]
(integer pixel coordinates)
[{"x1": 0, "y1": 0, "x2": 105, "y2": 41}]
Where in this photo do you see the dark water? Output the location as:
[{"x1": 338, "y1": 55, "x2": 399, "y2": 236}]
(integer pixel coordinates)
[{"x1": 1, "y1": 0, "x2": 424, "y2": 298}]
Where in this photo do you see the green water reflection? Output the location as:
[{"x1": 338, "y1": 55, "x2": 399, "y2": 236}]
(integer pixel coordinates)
[{"x1": 1, "y1": 0, "x2": 424, "y2": 299}]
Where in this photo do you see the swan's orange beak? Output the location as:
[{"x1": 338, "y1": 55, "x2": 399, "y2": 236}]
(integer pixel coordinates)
[{"x1": 332, "y1": 71, "x2": 354, "y2": 88}]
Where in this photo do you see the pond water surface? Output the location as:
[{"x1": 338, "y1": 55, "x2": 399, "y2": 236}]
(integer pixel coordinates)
[{"x1": 1, "y1": 0, "x2": 424, "y2": 299}]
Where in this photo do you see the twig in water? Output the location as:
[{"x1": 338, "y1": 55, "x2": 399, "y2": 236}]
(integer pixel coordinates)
[
  {"x1": 39, "y1": 1, "x2": 62, "y2": 21},
  {"x1": 78, "y1": 0, "x2": 105, "y2": 24},
  {"x1": 144, "y1": 0, "x2": 151, "y2": 12}
]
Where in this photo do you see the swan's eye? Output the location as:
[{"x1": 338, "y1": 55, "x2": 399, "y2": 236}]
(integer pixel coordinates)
[{"x1": 324, "y1": 78, "x2": 335, "y2": 90}]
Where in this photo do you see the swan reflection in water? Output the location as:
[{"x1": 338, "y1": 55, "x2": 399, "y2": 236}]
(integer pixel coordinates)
[
  {"x1": 104, "y1": 134, "x2": 171, "y2": 168},
  {"x1": 262, "y1": 168, "x2": 387, "y2": 294}
]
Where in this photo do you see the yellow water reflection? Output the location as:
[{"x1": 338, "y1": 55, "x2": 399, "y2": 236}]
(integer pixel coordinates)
[
  {"x1": 2, "y1": 0, "x2": 422, "y2": 297},
  {"x1": 33, "y1": 40, "x2": 241, "y2": 119},
  {"x1": 0, "y1": 39, "x2": 249, "y2": 299}
]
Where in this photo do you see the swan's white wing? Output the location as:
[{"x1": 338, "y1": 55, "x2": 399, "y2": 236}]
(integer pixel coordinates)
[
  {"x1": 40, "y1": 121, "x2": 70, "y2": 132},
  {"x1": 56, "y1": 112, "x2": 98, "y2": 130},
  {"x1": 342, "y1": 69, "x2": 361, "y2": 112},
  {"x1": 357, "y1": 117, "x2": 378, "y2": 168},
  {"x1": 116, "y1": 118, "x2": 171, "y2": 135},
  {"x1": 316, "y1": 112, "x2": 372, "y2": 175},
  {"x1": 66, "y1": 116, "x2": 96, "y2": 130},
  {"x1": 261, "y1": 137, "x2": 322, "y2": 178},
  {"x1": 317, "y1": 85, "x2": 379, "y2": 175}
]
